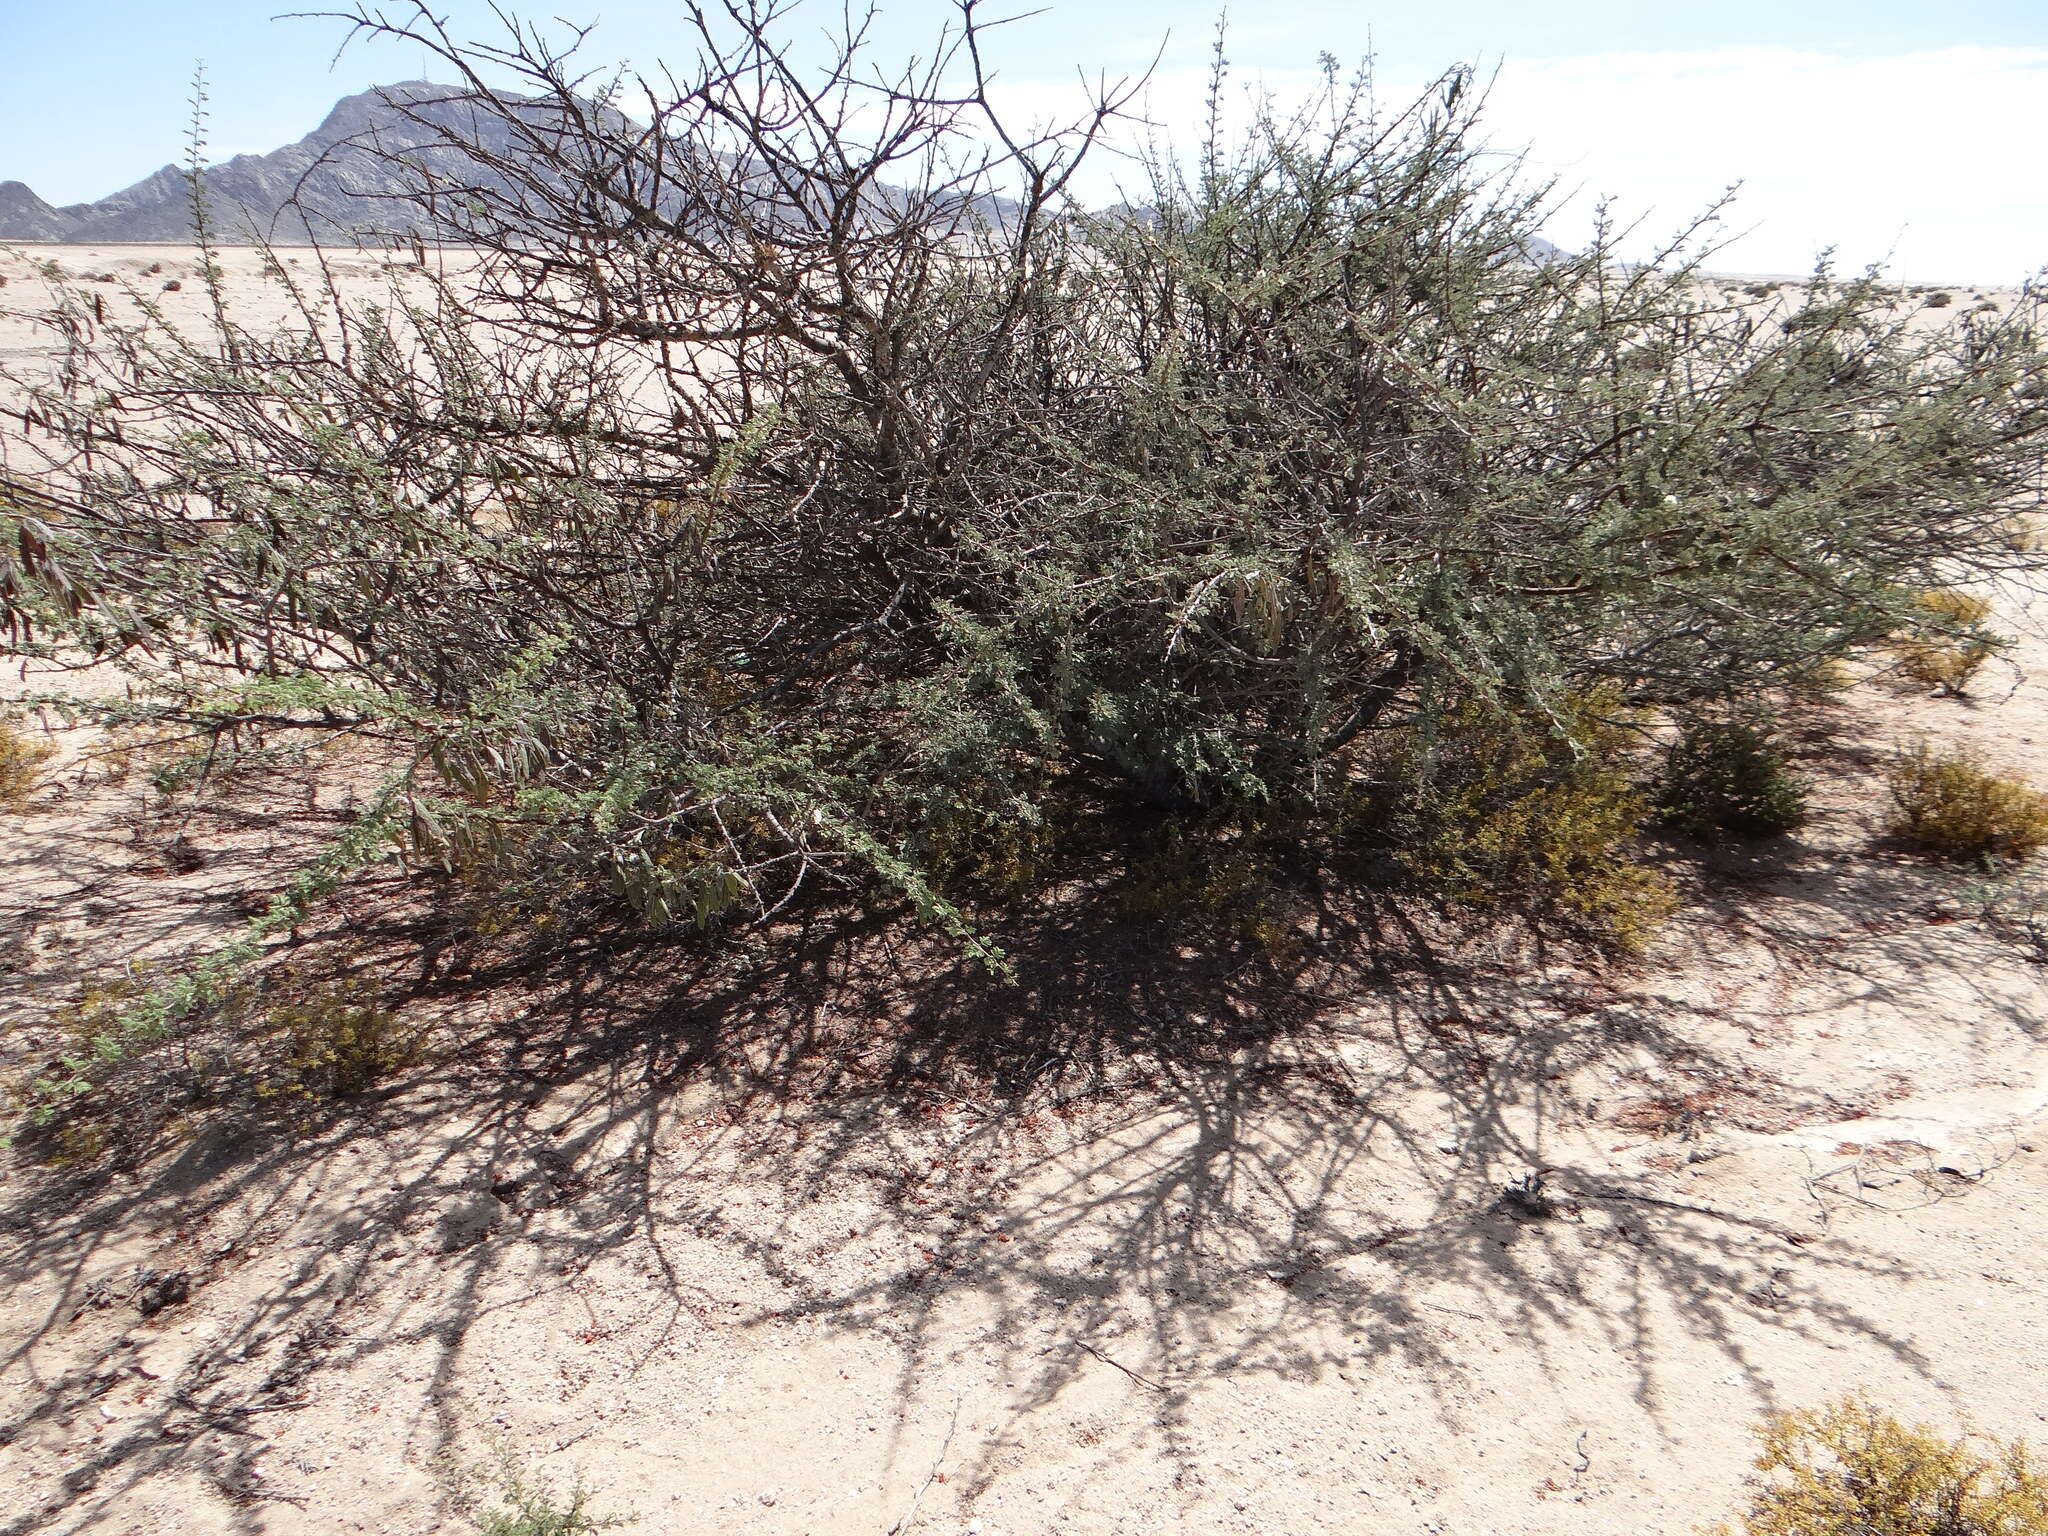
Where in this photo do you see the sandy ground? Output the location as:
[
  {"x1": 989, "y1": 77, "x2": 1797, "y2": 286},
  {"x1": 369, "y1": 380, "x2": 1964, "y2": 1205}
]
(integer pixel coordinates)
[
  {"x1": 1, "y1": 248, "x2": 2046, "y2": 1536},
  {"x1": 0, "y1": 244, "x2": 468, "y2": 389}
]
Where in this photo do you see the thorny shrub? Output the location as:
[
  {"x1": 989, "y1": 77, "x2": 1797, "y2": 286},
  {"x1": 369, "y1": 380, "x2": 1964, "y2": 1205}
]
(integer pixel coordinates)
[{"x1": 3, "y1": 2, "x2": 2047, "y2": 1045}]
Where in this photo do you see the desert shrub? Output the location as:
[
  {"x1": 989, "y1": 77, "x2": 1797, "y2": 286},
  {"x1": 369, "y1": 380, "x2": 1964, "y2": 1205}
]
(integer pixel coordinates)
[
  {"x1": 458, "y1": 1449, "x2": 630, "y2": 1536},
  {"x1": 1116, "y1": 815, "x2": 1305, "y2": 963},
  {"x1": 1886, "y1": 741, "x2": 2048, "y2": 860},
  {"x1": 3, "y1": 6, "x2": 2046, "y2": 979},
  {"x1": 1656, "y1": 720, "x2": 1808, "y2": 838},
  {"x1": 1713, "y1": 1396, "x2": 2048, "y2": 1536},
  {"x1": 1367, "y1": 696, "x2": 1674, "y2": 950},
  {"x1": 265, "y1": 981, "x2": 420, "y2": 1098},
  {"x1": 0, "y1": 714, "x2": 55, "y2": 810},
  {"x1": 1925, "y1": 290, "x2": 1956, "y2": 308},
  {"x1": 1895, "y1": 589, "x2": 2001, "y2": 693}
]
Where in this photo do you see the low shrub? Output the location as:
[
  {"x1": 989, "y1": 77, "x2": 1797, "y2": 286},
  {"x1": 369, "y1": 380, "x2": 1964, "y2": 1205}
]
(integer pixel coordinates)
[
  {"x1": 1895, "y1": 589, "x2": 2000, "y2": 694},
  {"x1": 1117, "y1": 818, "x2": 1302, "y2": 966},
  {"x1": 1657, "y1": 720, "x2": 1808, "y2": 838},
  {"x1": 1713, "y1": 1396, "x2": 2048, "y2": 1536},
  {"x1": 1370, "y1": 696, "x2": 1674, "y2": 951},
  {"x1": 266, "y1": 981, "x2": 421, "y2": 1098},
  {"x1": 0, "y1": 715, "x2": 55, "y2": 811},
  {"x1": 1886, "y1": 741, "x2": 2048, "y2": 860},
  {"x1": 459, "y1": 1450, "x2": 630, "y2": 1536}
]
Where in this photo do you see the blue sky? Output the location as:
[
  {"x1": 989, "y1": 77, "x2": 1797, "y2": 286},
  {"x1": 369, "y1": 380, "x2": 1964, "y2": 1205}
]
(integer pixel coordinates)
[{"x1": 5, "y1": 0, "x2": 2047, "y2": 281}]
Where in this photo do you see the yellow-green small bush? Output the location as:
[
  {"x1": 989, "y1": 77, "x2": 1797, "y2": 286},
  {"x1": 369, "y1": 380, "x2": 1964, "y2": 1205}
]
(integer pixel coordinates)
[
  {"x1": 1784, "y1": 655, "x2": 1856, "y2": 702},
  {"x1": 1895, "y1": 589, "x2": 1999, "y2": 694},
  {"x1": 0, "y1": 715, "x2": 56, "y2": 811},
  {"x1": 268, "y1": 982, "x2": 421, "y2": 1097},
  {"x1": 1373, "y1": 695, "x2": 1674, "y2": 951},
  {"x1": 461, "y1": 1450, "x2": 629, "y2": 1536},
  {"x1": 920, "y1": 796, "x2": 1062, "y2": 904},
  {"x1": 1886, "y1": 741, "x2": 2048, "y2": 860},
  {"x1": 1119, "y1": 824, "x2": 1301, "y2": 965},
  {"x1": 1713, "y1": 1396, "x2": 2048, "y2": 1536}
]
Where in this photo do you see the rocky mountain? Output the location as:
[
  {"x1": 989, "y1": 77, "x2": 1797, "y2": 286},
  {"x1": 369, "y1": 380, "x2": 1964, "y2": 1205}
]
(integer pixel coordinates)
[
  {"x1": 0, "y1": 180, "x2": 82, "y2": 241},
  {"x1": 0, "y1": 82, "x2": 561, "y2": 244},
  {"x1": 3, "y1": 84, "x2": 1565, "y2": 258}
]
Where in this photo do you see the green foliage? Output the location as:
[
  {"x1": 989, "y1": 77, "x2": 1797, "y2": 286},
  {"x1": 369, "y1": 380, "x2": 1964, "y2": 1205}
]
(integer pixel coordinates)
[
  {"x1": 1886, "y1": 741, "x2": 2048, "y2": 860},
  {"x1": 461, "y1": 1451, "x2": 629, "y2": 1536},
  {"x1": 1714, "y1": 1396, "x2": 2048, "y2": 1536},
  {"x1": 1369, "y1": 696, "x2": 1674, "y2": 950},
  {"x1": 265, "y1": 981, "x2": 420, "y2": 1098},
  {"x1": 1657, "y1": 720, "x2": 1809, "y2": 838},
  {"x1": 0, "y1": 714, "x2": 55, "y2": 811}
]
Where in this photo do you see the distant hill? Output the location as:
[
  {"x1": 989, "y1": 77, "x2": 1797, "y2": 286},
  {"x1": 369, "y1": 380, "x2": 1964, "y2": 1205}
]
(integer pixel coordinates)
[
  {"x1": 0, "y1": 82, "x2": 569, "y2": 244},
  {"x1": 0, "y1": 83, "x2": 1569, "y2": 258}
]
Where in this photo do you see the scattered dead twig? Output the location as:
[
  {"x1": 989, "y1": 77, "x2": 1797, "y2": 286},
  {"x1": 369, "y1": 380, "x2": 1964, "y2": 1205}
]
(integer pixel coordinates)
[
  {"x1": 885, "y1": 1391, "x2": 964, "y2": 1536},
  {"x1": 1072, "y1": 1339, "x2": 1169, "y2": 1394},
  {"x1": 1800, "y1": 1131, "x2": 2019, "y2": 1219}
]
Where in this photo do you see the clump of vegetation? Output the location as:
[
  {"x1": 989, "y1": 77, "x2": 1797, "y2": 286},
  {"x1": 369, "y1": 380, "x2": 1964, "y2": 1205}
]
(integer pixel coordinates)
[
  {"x1": 456, "y1": 1449, "x2": 630, "y2": 1536},
  {"x1": 1895, "y1": 589, "x2": 2001, "y2": 694},
  {"x1": 3, "y1": 4, "x2": 2046, "y2": 987},
  {"x1": 0, "y1": 714, "x2": 55, "y2": 810},
  {"x1": 1925, "y1": 290, "x2": 1956, "y2": 308},
  {"x1": 1886, "y1": 741, "x2": 2048, "y2": 860},
  {"x1": 1370, "y1": 697, "x2": 1675, "y2": 950},
  {"x1": 1656, "y1": 720, "x2": 1808, "y2": 839},
  {"x1": 1118, "y1": 816, "x2": 1303, "y2": 965},
  {"x1": 1713, "y1": 1396, "x2": 2048, "y2": 1536},
  {"x1": 265, "y1": 980, "x2": 420, "y2": 1098},
  {"x1": 16, "y1": 964, "x2": 420, "y2": 1160}
]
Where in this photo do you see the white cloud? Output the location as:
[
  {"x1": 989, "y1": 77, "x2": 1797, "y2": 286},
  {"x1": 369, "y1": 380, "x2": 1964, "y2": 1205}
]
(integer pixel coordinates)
[
  {"x1": 987, "y1": 46, "x2": 2048, "y2": 285},
  {"x1": 1486, "y1": 46, "x2": 2048, "y2": 283}
]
